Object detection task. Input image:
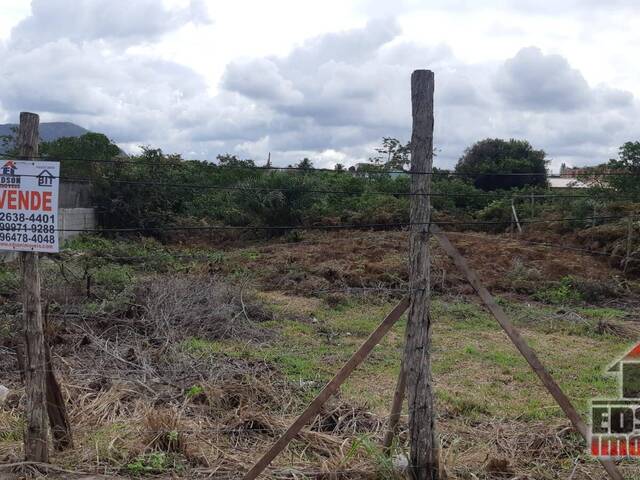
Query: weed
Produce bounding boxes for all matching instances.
[0,268,19,295]
[92,264,134,292]
[504,258,542,293]
[0,424,22,442]
[240,250,260,261]
[437,390,492,417]
[534,276,622,305]
[534,276,583,304]
[185,385,204,398]
[285,229,304,243]
[344,435,398,479]
[126,452,173,475]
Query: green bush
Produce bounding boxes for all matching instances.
[0,268,20,294]
[477,198,512,232]
[126,452,172,476]
[534,276,583,304]
[92,264,133,291]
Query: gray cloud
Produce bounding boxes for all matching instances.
[222,59,303,104]
[1,3,638,172]
[10,0,210,50]
[494,47,591,111]
[222,34,639,169]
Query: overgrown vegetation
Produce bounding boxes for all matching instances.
[2,224,640,478]
[4,131,639,247]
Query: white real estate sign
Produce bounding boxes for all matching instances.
[0,159,60,253]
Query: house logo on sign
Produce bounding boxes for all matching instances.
[0,161,20,188]
[1,161,16,176]
[590,341,640,458]
[37,169,54,187]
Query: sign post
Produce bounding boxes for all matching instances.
[5,112,62,462]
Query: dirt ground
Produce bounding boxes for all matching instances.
[217,229,629,299]
[1,229,639,479]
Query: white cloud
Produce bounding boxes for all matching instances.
[9,0,211,50]
[0,0,639,172]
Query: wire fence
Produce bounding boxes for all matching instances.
[1,148,638,477]
[0,170,637,200]
[0,215,631,234]
[2,150,639,177]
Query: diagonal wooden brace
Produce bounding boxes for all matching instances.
[430,223,623,480]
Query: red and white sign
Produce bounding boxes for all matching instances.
[0,160,59,253]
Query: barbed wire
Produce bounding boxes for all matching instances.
[0,426,365,435]
[0,172,634,200]
[0,214,629,234]
[0,151,635,177]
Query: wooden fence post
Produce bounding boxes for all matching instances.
[44,305,73,450]
[403,69,439,480]
[511,199,522,233]
[17,112,49,462]
[382,362,407,454]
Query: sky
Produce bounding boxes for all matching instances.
[0,0,639,172]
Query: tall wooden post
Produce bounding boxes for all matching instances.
[403,70,439,480]
[17,112,49,462]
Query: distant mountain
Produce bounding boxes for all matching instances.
[0,122,90,152]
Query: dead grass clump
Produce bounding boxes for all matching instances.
[311,400,383,435]
[442,419,588,479]
[143,407,186,454]
[571,276,624,302]
[204,372,287,413]
[71,383,141,426]
[484,457,514,477]
[502,258,543,294]
[224,411,278,441]
[139,275,273,341]
[595,318,640,338]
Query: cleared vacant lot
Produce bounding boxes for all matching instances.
[1,231,639,479]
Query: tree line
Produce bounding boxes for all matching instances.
[2,131,638,237]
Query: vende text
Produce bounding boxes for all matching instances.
[0,190,53,212]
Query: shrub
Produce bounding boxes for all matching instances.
[534,276,583,304]
[477,198,512,232]
[0,268,20,294]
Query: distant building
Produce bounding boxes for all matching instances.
[552,163,610,188]
[559,163,598,177]
[548,176,589,188]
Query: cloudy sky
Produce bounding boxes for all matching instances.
[1,0,639,171]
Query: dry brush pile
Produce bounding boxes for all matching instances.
[0,273,391,479]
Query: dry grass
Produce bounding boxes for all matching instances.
[140,275,273,341]
[220,230,627,302]
[2,231,640,478]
